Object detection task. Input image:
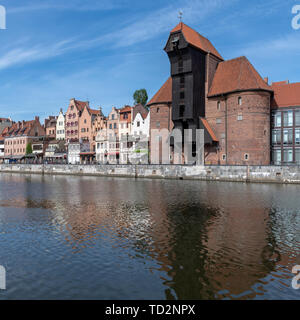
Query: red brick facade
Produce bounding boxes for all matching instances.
[148,23,275,165]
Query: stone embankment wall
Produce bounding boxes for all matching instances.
[1,164,300,184]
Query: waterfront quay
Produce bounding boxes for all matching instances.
[2,163,300,184]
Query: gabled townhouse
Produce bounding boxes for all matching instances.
[119,106,133,163]
[44,116,57,140]
[0,118,13,135]
[0,138,4,163]
[130,105,150,163]
[91,107,107,152]
[107,107,119,136]
[56,109,65,141]
[65,98,88,142]
[79,104,102,151]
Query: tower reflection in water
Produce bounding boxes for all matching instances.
[0,173,299,299]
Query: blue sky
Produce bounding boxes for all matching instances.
[0,0,299,121]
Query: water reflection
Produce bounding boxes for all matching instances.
[0,173,299,299]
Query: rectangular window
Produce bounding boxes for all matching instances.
[180,91,185,100]
[296,149,300,164]
[237,114,243,121]
[179,105,185,118]
[295,111,300,126]
[272,130,281,144]
[180,76,185,89]
[273,149,281,165]
[283,149,293,162]
[274,113,281,127]
[283,111,293,127]
[178,58,183,72]
[296,129,300,144]
[216,118,222,124]
[283,129,293,144]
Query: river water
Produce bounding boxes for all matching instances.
[0,173,299,300]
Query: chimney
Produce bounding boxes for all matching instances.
[264,77,269,84]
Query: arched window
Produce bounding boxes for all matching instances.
[238,97,242,106]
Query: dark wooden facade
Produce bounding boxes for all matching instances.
[164,31,206,134]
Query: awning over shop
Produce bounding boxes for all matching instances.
[4,155,25,160]
[80,152,95,156]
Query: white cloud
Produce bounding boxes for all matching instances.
[234,33,300,59]
[0,0,236,70]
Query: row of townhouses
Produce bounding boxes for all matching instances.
[0,99,150,164]
[1,23,300,166]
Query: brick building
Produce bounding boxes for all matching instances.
[3,117,45,162]
[44,116,57,140]
[271,81,300,165]
[65,98,88,143]
[148,22,300,165]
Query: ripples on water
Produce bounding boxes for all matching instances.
[0,173,299,300]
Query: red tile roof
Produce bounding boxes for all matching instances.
[147,77,172,106]
[119,106,132,113]
[88,108,101,115]
[74,99,89,111]
[208,56,272,97]
[200,118,218,142]
[4,120,36,137]
[170,23,223,60]
[271,81,300,108]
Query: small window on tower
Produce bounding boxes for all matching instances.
[179,105,185,118]
[222,154,226,161]
[178,57,183,72]
[217,101,221,110]
[238,97,242,106]
[156,107,160,113]
[244,154,249,161]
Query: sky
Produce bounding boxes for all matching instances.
[0,0,299,121]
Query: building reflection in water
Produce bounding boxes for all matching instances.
[0,173,299,299]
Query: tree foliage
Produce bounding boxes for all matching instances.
[133,89,148,107]
[26,142,33,155]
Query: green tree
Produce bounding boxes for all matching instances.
[26,142,33,155]
[133,89,148,107]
